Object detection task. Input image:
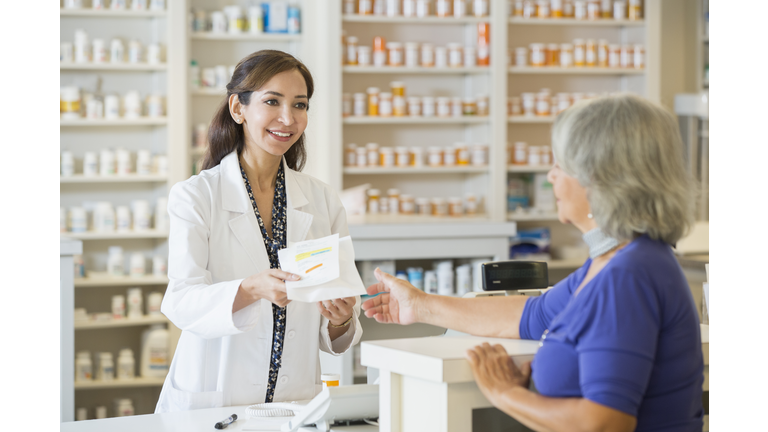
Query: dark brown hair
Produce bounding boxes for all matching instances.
[201,50,314,171]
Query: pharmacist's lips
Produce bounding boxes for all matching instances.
[268,129,295,137]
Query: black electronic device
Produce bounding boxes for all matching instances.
[481,261,549,291]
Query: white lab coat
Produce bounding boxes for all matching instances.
[155,151,362,413]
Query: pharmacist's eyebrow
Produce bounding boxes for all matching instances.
[264,91,307,99]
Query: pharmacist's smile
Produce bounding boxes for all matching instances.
[267,129,295,142]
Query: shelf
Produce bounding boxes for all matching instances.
[75,274,169,288]
[509,17,645,27]
[74,376,166,390]
[61,230,169,240]
[507,211,560,221]
[60,62,167,71]
[60,8,166,18]
[191,88,226,96]
[344,166,488,174]
[342,14,489,24]
[507,165,552,173]
[347,214,491,225]
[343,116,489,125]
[508,116,556,124]
[191,32,301,41]
[60,117,168,127]
[75,314,169,330]
[344,66,490,74]
[509,66,644,75]
[60,174,168,184]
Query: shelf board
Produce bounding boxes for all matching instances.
[60,117,168,127]
[509,66,645,75]
[191,32,301,41]
[343,66,490,74]
[343,116,489,125]
[508,115,556,123]
[75,274,169,287]
[75,314,169,330]
[347,213,491,225]
[509,17,645,26]
[344,166,488,174]
[191,88,226,96]
[507,165,552,173]
[61,230,169,240]
[507,211,560,221]
[60,62,167,71]
[342,14,489,24]
[74,376,166,390]
[60,8,166,18]
[60,174,168,184]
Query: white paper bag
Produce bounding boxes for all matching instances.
[278,235,366,302]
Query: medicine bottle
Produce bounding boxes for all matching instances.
[451,97,463,117]
[613,0,626,19]
[379,147,395,167]
[597,39,609,67]
[536,0,550,17]
[359,0,373,14]
[411,146,425,167]
[628,0,641,20]
[61,151,75,177]
[130,253,145,277]
[387,42,404,66]
[522,0,535,18]
[112,295,126,319]
[95,202,116,232]
[574,0,587,19]
[448,43,463,67]
[127,287,143,319]
[435,46,448,67]
[132,0,147,10]
[587,0,600,19]
[152,255,167,276]
[404,43,420,67]
[431,198,448,217]
[366,143,380,166]
[373,36,387,67]
[585,39,597,66]
[70,207,87,233]
[560,43,574,67]
[342,93,352,117]
[128,40,143,63]
[395,146,410,167]
[428,147,443,166]
[620,45,634,68]
[95,406,107,419]
[473,0,489,16]
[443,147,457,166]
[477,94,489,116]
[545,44,558,66]
[573,39,586,66]
[367,189,381,214]
[353,93,366,116]
[346,36,358,65]
[563,0,575,17]
[321,374,340,388]
[387,189,400,214]
[453,143,469,165]
[416,0,430,17]
[448,197,464,217]
[117,349,135,380]
[541,145,552,165]
[477,23,490,66]
[400,194,415,214]
[608,44,621,67]
[386,0,401,16]
[471,144,488,165]
[407,97,421,116]
[420,43,435,67]
[633,44,645,68]
[462,98,478,115]
[436,0,452,17]
[421,96,436,117]
[528,145,542,165]
[529,43,545,67]
[391,81,406,115]
[345,144,357,166]
[551,0,563,17]
[453,0,467,17]
[99,353,115,381]
[115,399,134,417]
[133,200,151,230]
[535,92,550,116]
[416,198,431,215]
[513,141,528,165]
[436,97,451,117]
[355,147,367,167]
[463,46,476,67]
[75,351,93,382]
[136,150,152,175]
[378,92,393,116]
[357,46,371,66]
[600,0,612,17]
[148,292,163,315]
[123,91,142,118]
[556,93,571,113]
[92,39,107,63]
[515,47,528,66]
[521,92,536,116]
[403,0,416,16]
[367,87,380,116]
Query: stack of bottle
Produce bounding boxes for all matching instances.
[344,142,488,169]
[344,0,490,17]
[345,83,489,118]
[190,4,300,34]
[60,197,169,234]
[364,187,481,218]
[507,89,600,117]
[508,142,553,166]
[63,0,165,12]
[510,0,642,20]
[61,28,164,65]
[510,39,644,69]
[60,87,165,120]
[343,25,489,68]
[60,149,168,177]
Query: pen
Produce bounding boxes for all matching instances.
[214,414,237,429]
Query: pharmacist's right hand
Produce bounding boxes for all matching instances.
[362,267,423,325]
[238,269,301,308]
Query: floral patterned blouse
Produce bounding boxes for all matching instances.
[239,161,288,403]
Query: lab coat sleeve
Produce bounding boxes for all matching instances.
[161,180,257,339]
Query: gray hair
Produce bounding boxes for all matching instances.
[551,93,696,244]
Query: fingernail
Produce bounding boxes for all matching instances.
[292,274,300,280]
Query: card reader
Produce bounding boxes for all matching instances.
[480,261,549,292]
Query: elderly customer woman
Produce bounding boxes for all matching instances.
[362,94,704,432]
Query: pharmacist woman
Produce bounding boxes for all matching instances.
[363,94,704,431]
[155,50,362,413]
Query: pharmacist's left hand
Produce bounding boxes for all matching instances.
[466,343,531,405]
[318,297,355,326]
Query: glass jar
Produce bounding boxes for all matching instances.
[366,143,380,166]
[512,141,528,165]
[407,97,421,116]
[436,97,451,117]
[573,39,586,66]
[378,92,393,116]
[448,44,463,67]
[560,43,574,67]
[421,43,435,67]
[620,45,634,68]
[529,43,546,66]
[428,147,443,166]
[379,147,395,167]
[387,42,404,66]
[400,194,415,214]
[367,87,380,116]
[608,44,621,67]
[585,39,597,66]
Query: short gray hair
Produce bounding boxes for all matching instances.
[551,93,695,244]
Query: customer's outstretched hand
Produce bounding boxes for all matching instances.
[361,267,424,325]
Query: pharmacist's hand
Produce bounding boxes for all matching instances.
[466,343,532,406]
[318,297,356,326]
[361,267,423,325]
[238,269,300,308]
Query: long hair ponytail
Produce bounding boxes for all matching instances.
[201,50,314,171]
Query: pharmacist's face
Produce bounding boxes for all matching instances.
[240,69,309,157]
[547,162,592,230]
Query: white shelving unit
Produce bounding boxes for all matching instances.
[60,174,168,184]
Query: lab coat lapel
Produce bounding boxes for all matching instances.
[283,158,313,245]
[220,152,271,273]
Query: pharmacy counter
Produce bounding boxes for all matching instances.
[347,220,517,261]
[61,405,376,432]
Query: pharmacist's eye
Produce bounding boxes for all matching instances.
[265,99,279,106]
[295,102,308,110]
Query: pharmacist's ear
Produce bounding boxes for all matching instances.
[229,94,243,123]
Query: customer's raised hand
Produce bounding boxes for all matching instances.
[361,267,424,325]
